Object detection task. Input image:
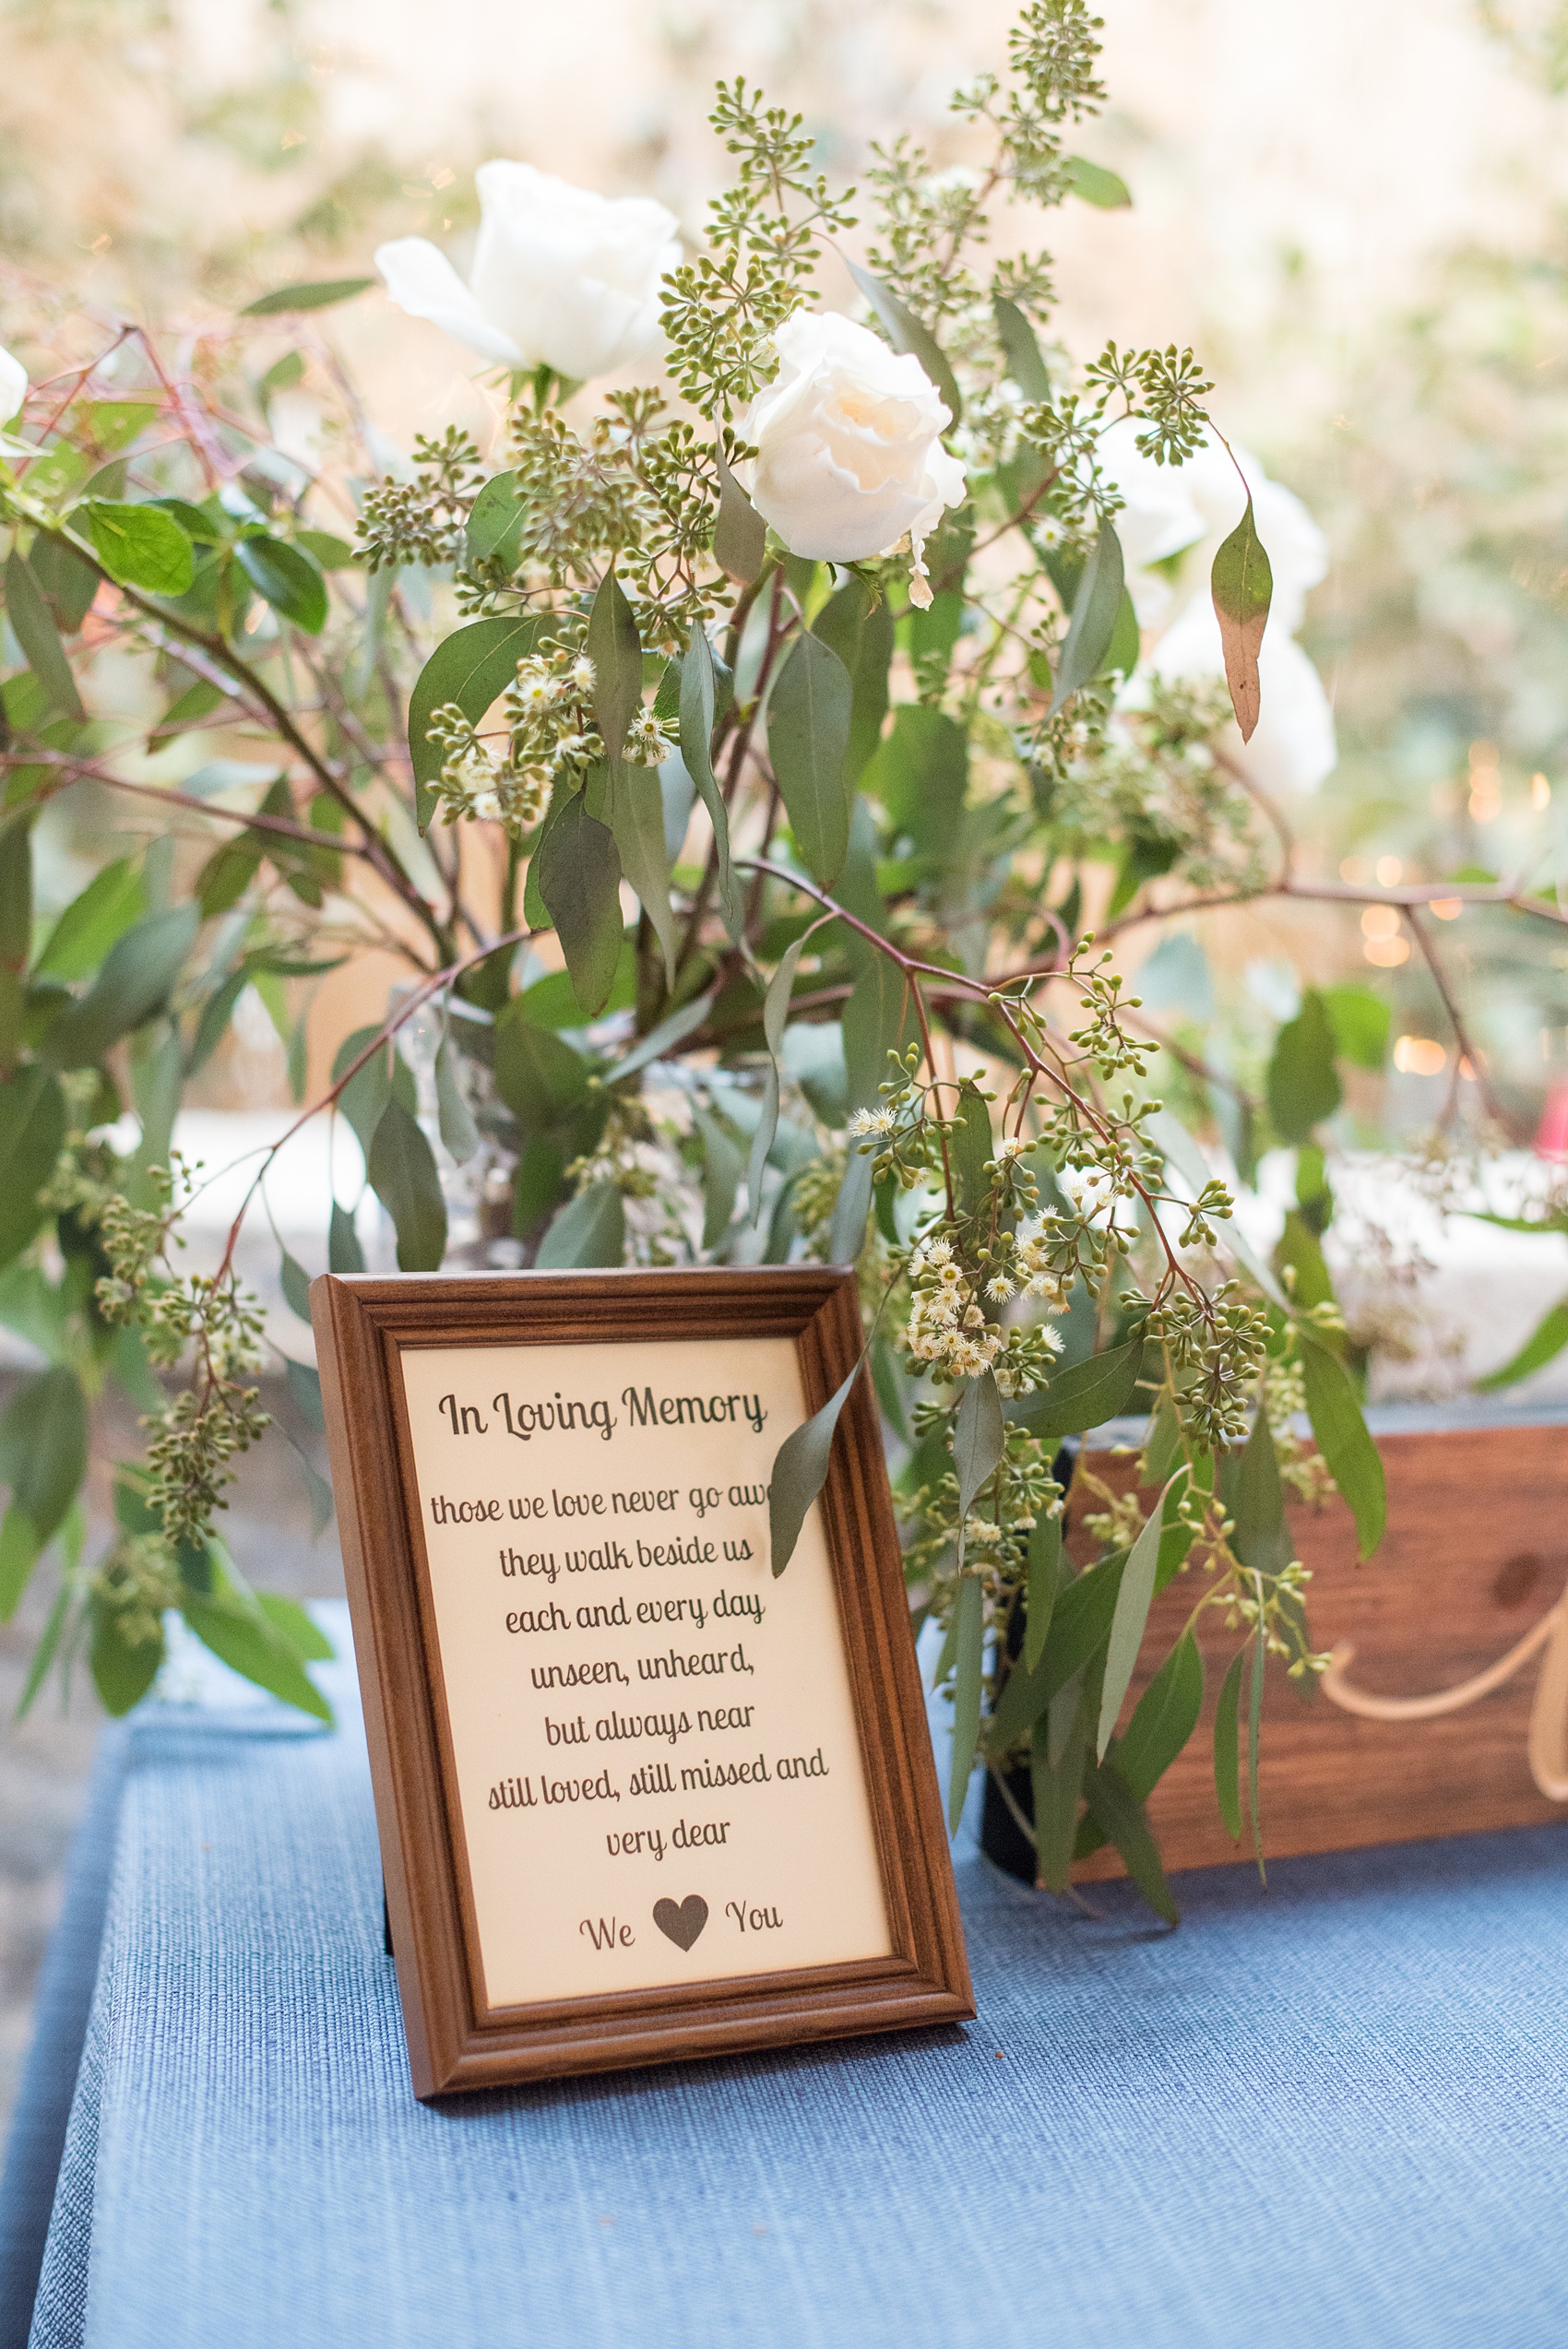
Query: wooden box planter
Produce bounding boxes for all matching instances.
[986,1408,1568,1887]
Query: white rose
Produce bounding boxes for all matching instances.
[0,343,26,427]
[743,312,967,606]
[376,163,681,384]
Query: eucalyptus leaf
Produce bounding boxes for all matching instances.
[948,1572,984,1834]
[407,615,543,830]
[1097,1485,1170,1759]
[279,1248,313,1323]
[366,1097,447,1272]
[611,761,678,986]
[328,1202,364,1275]
[1023,1512,1063,1676]
[1266,990,1341,1144]
[0,1065,61,1274]
[1247,1617,1266,1872]
[1299,1333,1385,1559]
[32,858,144,981]
[536,793,624,1019]
[846,259,963,425]
[768,1358,861,1575]
[679,628,742,940]
[284,1358,327,1434]
[90,1587,164,1714]
[1114,1630,1203,1802]
[954,1369,1005,1524]
[588,569,643,775]
[746,937,810,1224]
[0,1364,87,1562]
[493,1014,591,1129]
[827,1144,873,1264]
[1012,1333,1145,1442]
[434,1034,481,1164]
[240,277,374,316]
[1476,1296,1568,1390]
[992,296,1052,402]
[812,576,895,781]
[607,989,716,1086]
[4,552,84,721]
[536,1180,625,1269]
[1064,154,1133,208]
[1214,1647,1244,1842]
[43,905,198,1069]
[466,470,526,564]
[766,631,853,886]
[182,1592,332,1722]
[695,1110,743,1251]
[1050,518,1123,714]
[1210,492,1273,741]
[713,444,767,584]
[1082,1760,1178,1924]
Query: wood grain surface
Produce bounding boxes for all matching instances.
[1071,1424,1568,1881]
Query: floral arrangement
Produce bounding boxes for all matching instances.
[0,2,1543,1913]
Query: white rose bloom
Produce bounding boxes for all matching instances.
[743,312,967,605]
[0,343,26,426]
[376,163,681,384]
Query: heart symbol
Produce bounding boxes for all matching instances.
[653,1894,708,1952]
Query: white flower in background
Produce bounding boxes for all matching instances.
[376,164,681,384]
[0,343,26,426]
[743,312,967,606]
[1098,417,1336,792]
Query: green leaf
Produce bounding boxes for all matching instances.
[4,552,85,721]
[43,904,198,1070]
[279,1247,313,1323]
[79,500,194,597]
[1214,1648,1243,1841]
[827,1145,873,1264]
[1231,1402,1291,1577]
[34,855,146,981]
[678,629,742,940]
[1032,1679,1091,1890]
[1115,1630,1203,1802]
[948,1085,994,1215]
[695,1110,742,1251]
[30,533,101,634]
[0,1067,65,1270]
[1023,1512,1063,1675]
[1064,154,1133,208]
[295,529,357,571]
[1247,1621,1265,1869]
[1147,1109,1288,1308]
[329,1201,364,1275]
[0,1505,41,1620]
[1323,983,1390,1072]
[846,259,963,425]
[536,792,624,1019]
[1050,518,1124,715]
[1012,1333,1145,1441]
[947,1572,984,1833]
[284,1357,327,1433]
[1299,1334,1385,1558]
[255,1592,335,1662]
[1097,1486,1169,1758]
[767,631,853,886]
[196,831,264,919]
[1266,988,1341,1143]
[992,296,1051,401]
[331,1026,396,1157]
[0,1364,87,1559]
[366,1097,446,1272]
[493,1014,591,1131]
[182,1592,332,1721]
[407,615,543,830]
[15,1578,74,1720]
[812,577,895,781]
[984,1552,1125,1753]
[745,935,810,1223]
[1210,493,1273,742]
[465,470,525,564]
[605,989,716,1086]
[434,1034,480,1164]
[713,444,767,584]
[536,1179,625,1269]
[588,570,644,777]
[240,277,374,316]
[954,1369,1005,1525]
[768,1358,861,1576]
[233,536,327,634]
[611,761,678,987]
[0,816,30,975]
[1083,1759,1178,1923]
[1477,1296,1568,1389]
[1275,1209,1336,1318]
[842,954,915,1115]
[863,704,969,857]
[89,1591,165,1715]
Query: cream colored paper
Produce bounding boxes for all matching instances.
[397,1334,892,2007]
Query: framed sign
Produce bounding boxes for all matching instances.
[310,1264,972,2096]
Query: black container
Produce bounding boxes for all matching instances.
[976,1441,1075,1885]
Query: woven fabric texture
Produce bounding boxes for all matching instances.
[23,1607,1568,2349]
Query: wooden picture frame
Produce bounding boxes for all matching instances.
[310,1264,973,2097]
